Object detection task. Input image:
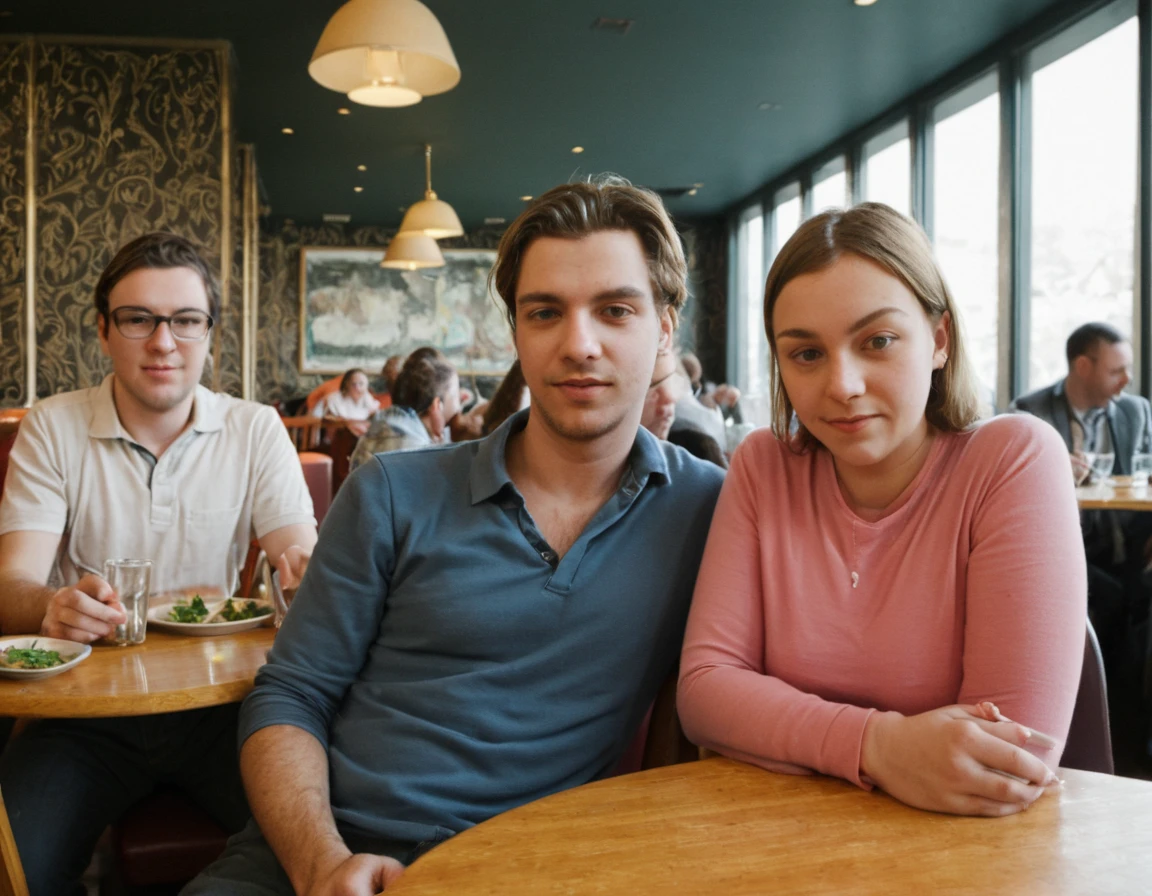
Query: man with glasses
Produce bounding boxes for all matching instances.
[0,232,318,896]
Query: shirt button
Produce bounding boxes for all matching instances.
[622,485,638,498]
[541,549,557,564]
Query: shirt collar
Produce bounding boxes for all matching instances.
[89,374,224,440]
[469,408,671,506]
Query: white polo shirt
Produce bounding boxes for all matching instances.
[0,375,315,594]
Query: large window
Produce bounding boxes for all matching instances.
[735,206,767,401]
[931,73,1000,406]
[773,182,802,255]
[810,157,847,215]
[1026,13,1138,391]
[863,121,911,216]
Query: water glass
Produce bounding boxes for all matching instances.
[1133,453,1152,487]
[104,558,151,646]
[1089,452,1115,485]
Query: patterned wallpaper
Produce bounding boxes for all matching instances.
[0,41,29,406]
[681,217,729,385]
[0,38,232,402]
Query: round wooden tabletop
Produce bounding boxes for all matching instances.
[389,757,1152,895]
[0,627,274,718]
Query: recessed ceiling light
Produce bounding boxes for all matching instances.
[758,102,781,111]
[357,164,367,172]
[520,195,533,201]
[281,127,294,135]
[854,0,878,5]
[687,189,698,197]
[571,146,584,154]
[337,107,351,115]
[354,186,364,193]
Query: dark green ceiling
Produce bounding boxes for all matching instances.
[5,0,1072,229]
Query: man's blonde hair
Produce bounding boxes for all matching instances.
[491,176,688,330]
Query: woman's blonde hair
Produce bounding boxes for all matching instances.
[764,202,980,449]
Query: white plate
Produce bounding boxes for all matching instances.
[0,637,92,680]
[147,598,275,636]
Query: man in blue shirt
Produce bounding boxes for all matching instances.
[187,178,725,896]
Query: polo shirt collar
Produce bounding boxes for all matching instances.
[469,408,671,506]
[89,375,224,440]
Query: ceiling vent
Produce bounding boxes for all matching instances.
[322,213,351,223]
[591,17,633,34]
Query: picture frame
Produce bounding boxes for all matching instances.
[297,246,514,376]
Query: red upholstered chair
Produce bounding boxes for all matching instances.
[0,411,27,497]
[299,452,332,525]
[112,789,229,888]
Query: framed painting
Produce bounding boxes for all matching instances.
[298,246,515,375]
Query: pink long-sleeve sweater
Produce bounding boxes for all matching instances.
[678,414,1087,787]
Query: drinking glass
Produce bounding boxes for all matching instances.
[1132,453,1152,487]
[104,558,151,646]
[1089,452,1115,485]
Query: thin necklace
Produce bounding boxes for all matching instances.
[842,428,934,590]
[850,520,859,589]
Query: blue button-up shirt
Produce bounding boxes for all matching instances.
[240,410,724,846]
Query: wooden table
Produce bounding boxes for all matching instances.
[0,627,274,718]
[389,757,1152,895]
[1076,482,1152,510]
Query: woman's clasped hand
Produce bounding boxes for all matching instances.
[860,704,1060,817]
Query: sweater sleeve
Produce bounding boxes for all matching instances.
[956,416,1087,765]
[678,437,876,787]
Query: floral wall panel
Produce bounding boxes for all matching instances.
[32,42,227,398]
[0,40,29,406]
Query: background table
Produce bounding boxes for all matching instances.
[0,627,274,718]
[389,757,1152,895]
[1076,483,1152,510]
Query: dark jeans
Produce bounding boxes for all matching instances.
[182,818,439,896]
[0,705,249,896]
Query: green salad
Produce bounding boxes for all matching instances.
[167,595,210,623]
[215,598,272,622]
[1,641,78,669]
[166,595,271,624]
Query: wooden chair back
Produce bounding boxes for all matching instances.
[0,787,30,896]
[280,415,324,451]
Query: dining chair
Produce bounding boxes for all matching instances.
[0,786,29,896]
[112,788,228,889]
[1061,620,1114,775]
[280,415,324,451]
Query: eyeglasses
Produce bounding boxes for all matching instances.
[109,308,214,342]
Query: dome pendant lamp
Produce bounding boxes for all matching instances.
[381,232,445,270]
[398,143,464,238]
[308,0,461,108]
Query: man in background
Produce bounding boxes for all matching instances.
[1010,321,1152,682]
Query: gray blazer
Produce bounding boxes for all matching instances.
[1009,379,1152,474]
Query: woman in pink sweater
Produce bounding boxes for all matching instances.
[678,203,1086,817]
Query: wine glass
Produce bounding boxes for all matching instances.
[1090,452,1115,485]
